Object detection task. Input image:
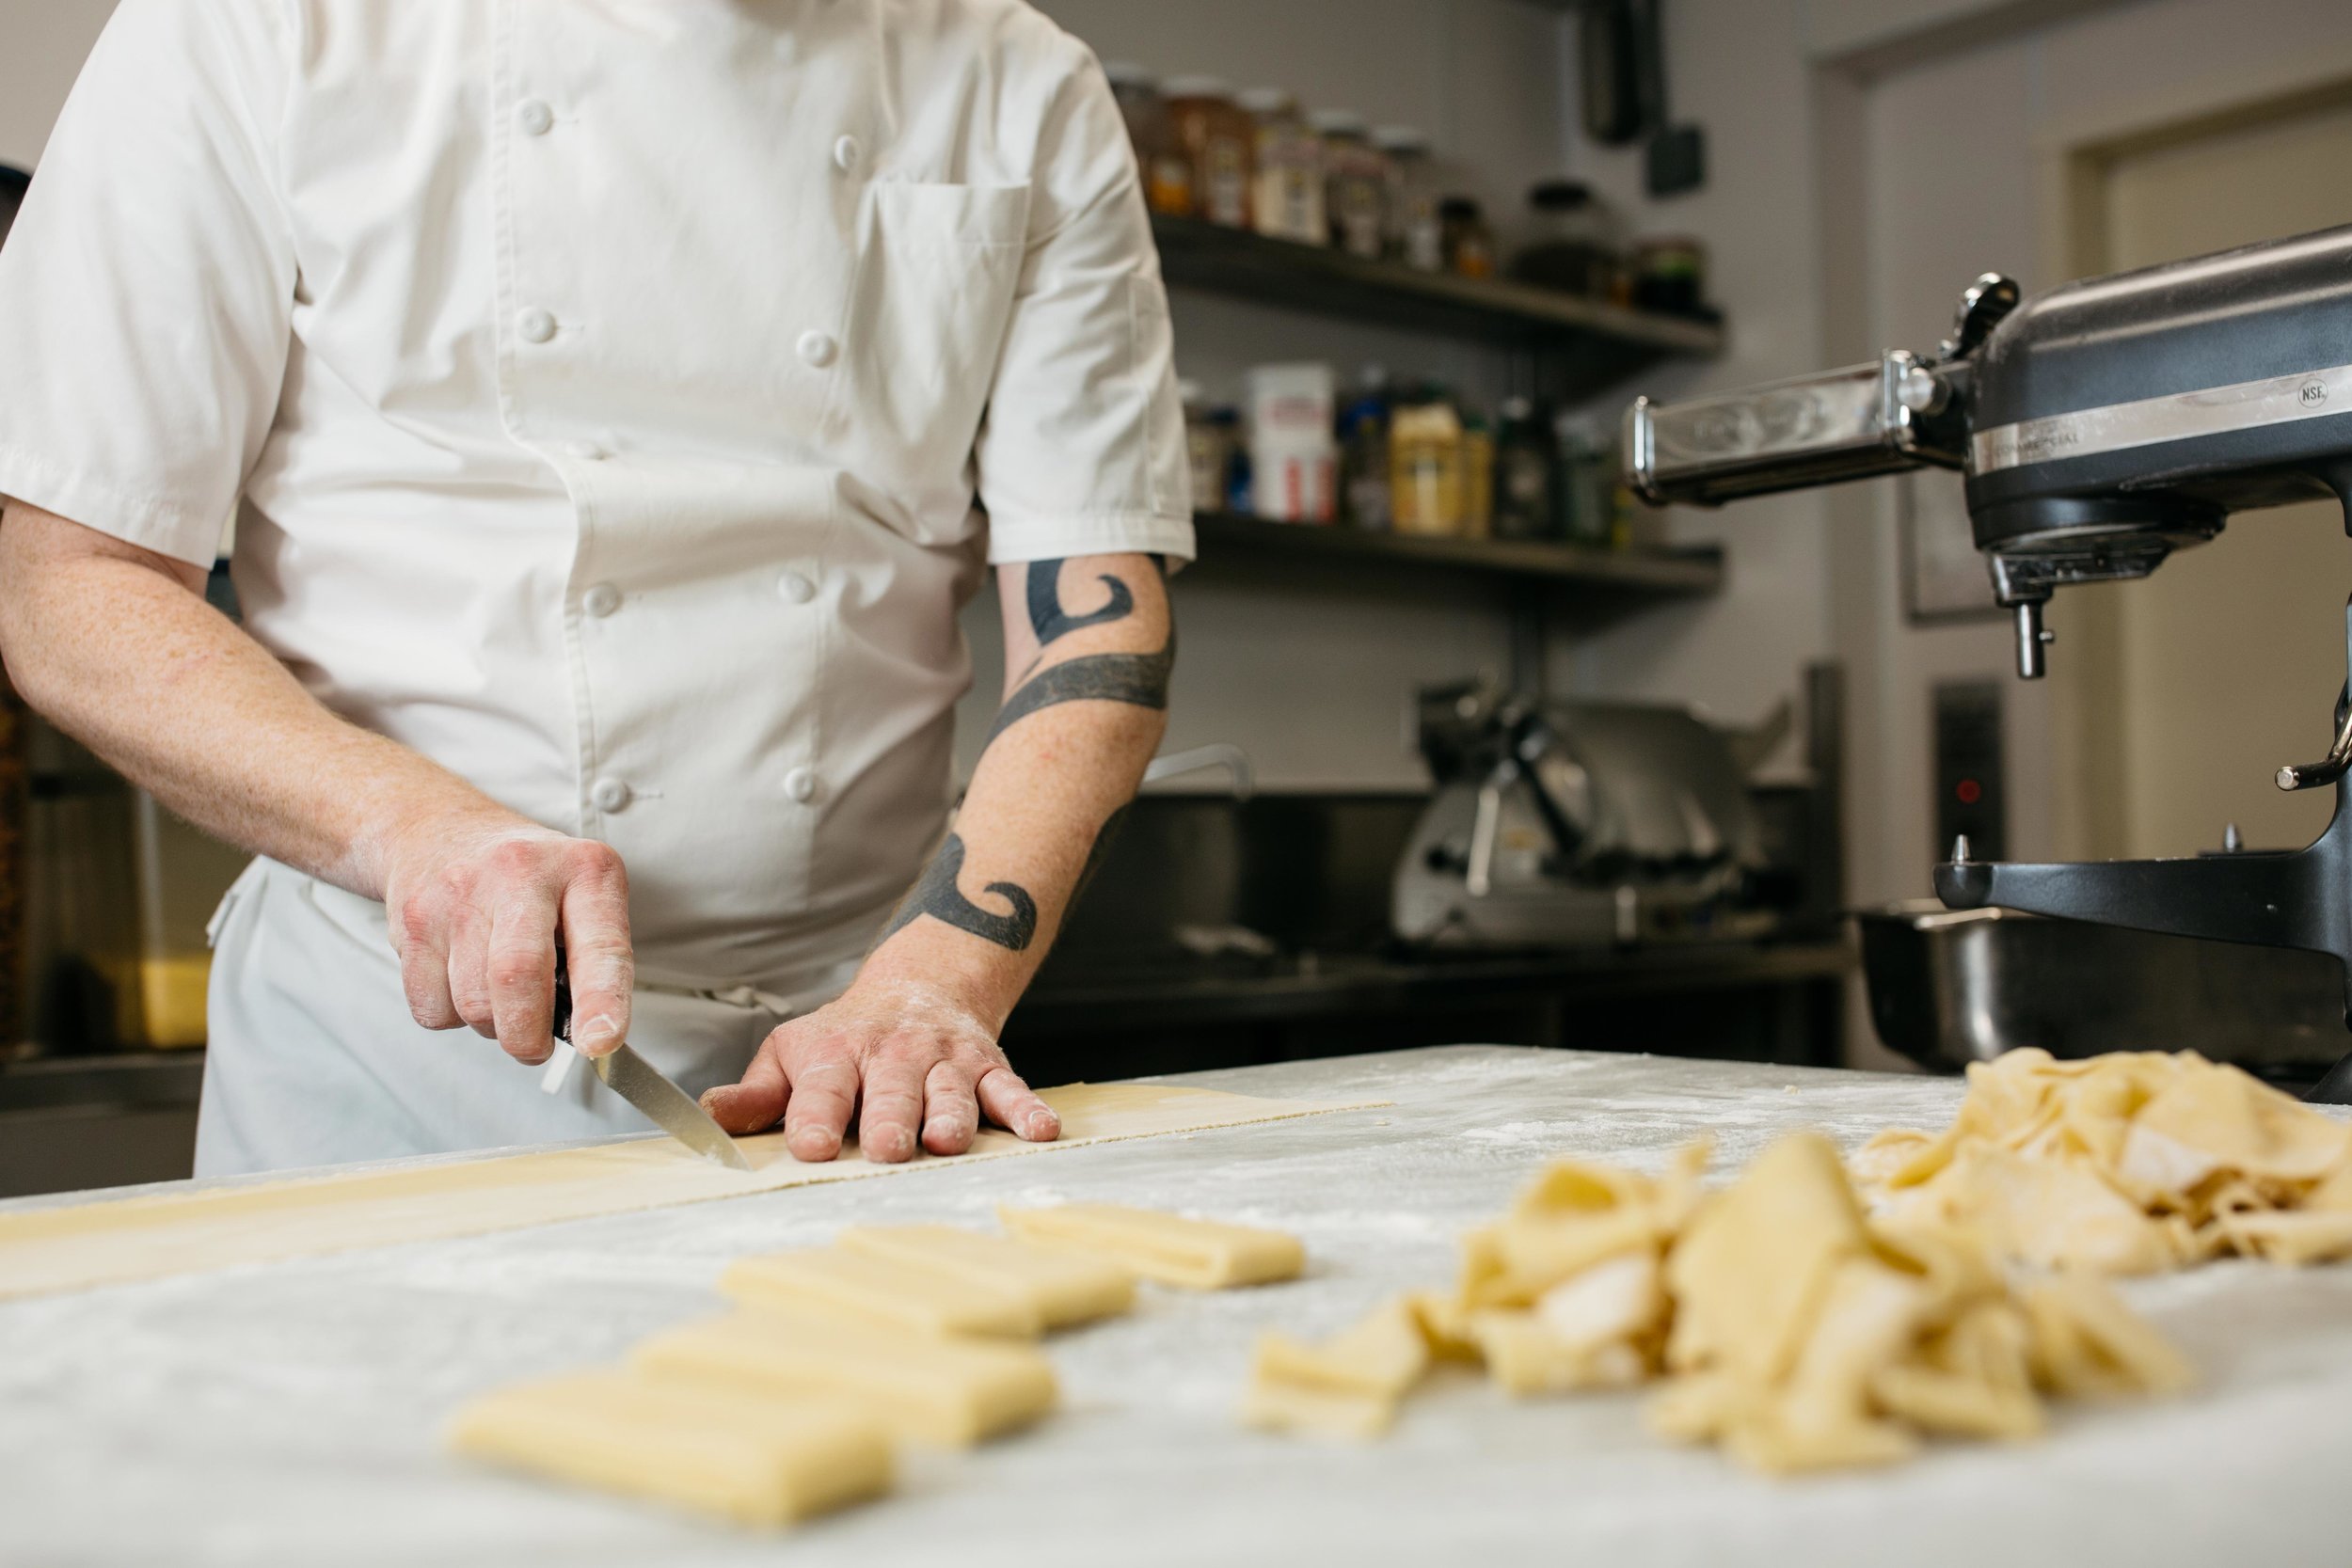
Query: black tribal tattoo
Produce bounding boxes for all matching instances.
[983,631,1173,748]
[882,832,1039,952]
[1026,558,1136,646]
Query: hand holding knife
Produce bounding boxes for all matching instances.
[553,955,755,1172]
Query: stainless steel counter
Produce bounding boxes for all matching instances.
[4,1045,2345,1567]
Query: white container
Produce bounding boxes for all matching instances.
[1246,362,1336,441]
[1250,438,1336,524]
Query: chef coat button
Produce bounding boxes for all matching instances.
[518,308,558,345]
[784,768,820,804]
[777,570,816,605]
[516,99,555,136]
[834,135,862,173]
[797,330,839,369]
[563,438,607,461]
[582,583,622,618]
[590,777,633,814]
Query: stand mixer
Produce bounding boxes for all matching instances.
[1623,224,2352,1100]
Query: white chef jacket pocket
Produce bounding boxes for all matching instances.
[841,182,1031,541]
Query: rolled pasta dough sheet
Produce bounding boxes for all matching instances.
[636,1307,1057,1446]
[722,1247,1042,1338]
[998,1204,1305,1290]
[448,1369,891,1528]
[837,1224,1136,1328]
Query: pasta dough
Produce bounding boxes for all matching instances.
[722,1248,1042,1338]
[999,1204,1304,1289]
[1246,1297,1430,1438]
[448,1369,892,1528]
[1859,1048,2352,1274]
[838,1225,1136,1328]
[634,1307,1057,1446]
[1244,1119,2193,1474]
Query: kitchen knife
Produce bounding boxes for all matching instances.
[552,962,755,1172]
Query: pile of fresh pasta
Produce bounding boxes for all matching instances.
[1250,1048,2352,1473]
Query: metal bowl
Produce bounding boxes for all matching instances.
[1856,900,2349,1073]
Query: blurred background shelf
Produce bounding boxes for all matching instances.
[1191,512,1724,597]
[1152,214,1723,391]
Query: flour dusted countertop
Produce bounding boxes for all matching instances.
[4,1046,2347,1568]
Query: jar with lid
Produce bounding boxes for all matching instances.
[1179,379,1235,517]
[1492,397,1558,540]
[1312,109,1388,260]
[1633,236,1708,316]
[1166,77,1254,229]
[1338,366,1393,531]
[1460,411,1496,539]
[1104,61,1195,219]
[1238,88,1325,245]
[1440,198,1498,280]
[1511,180,1622,298]
[1372,125,1443,271]
[1554,412,1621,547]
[1390,391,1466,537]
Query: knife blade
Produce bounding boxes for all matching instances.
[553,961,755,1172]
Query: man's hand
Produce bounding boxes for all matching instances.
[700,975,1061,1163]
[378,813,634,1068]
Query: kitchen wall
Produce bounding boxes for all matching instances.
[974,0,1580,789]
[0,0,115,169]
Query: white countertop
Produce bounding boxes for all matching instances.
[3,1045,2346,1568]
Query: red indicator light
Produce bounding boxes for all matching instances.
[1956,778,1983,806]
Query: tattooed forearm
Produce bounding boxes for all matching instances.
[882,832,1039,951]
[983,632,1173,748]
[1027,559,1136,646]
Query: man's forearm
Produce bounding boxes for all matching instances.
[0,499,516,899]
[862,553,1172,1025]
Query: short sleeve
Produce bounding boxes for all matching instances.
[972,50,1195,566]
[0,0,296,567]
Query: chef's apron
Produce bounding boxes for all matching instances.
[195,858,866,1177]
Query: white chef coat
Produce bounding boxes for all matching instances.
[0,0,1193,1173]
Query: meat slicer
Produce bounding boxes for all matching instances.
[1391,678,1778,947]
[1624,224,2352,1100]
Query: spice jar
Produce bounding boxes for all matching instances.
[1311,109,1388,260]
[1239,87,1325,245]
[1391,393,1466,537]
[1441,198,1498,281]
[1166,76,1254,230]
[1104,61,1194,219]
[1373,125,1444,272]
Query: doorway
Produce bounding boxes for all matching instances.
[2060,90,2352,861]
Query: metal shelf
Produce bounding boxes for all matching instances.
[1152,215,1722,389]
[1191,513,1723,597]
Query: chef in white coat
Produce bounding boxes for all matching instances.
[0,0,1190,1176]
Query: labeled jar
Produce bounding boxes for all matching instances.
[1239,87,1326,245]
[1391,396,1466,537]
[1105,61,1194,219]
[1311,109,1388,260]
[1492,396,1558,541]
[1441,198,1498,281]
[1166,77,1254,230]
[1373,125,1444,272]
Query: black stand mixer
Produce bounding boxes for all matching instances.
[1625,225,2352,1101]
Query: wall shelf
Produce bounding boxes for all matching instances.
[1152,214,1722,392]
[1192,513,1723,602]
